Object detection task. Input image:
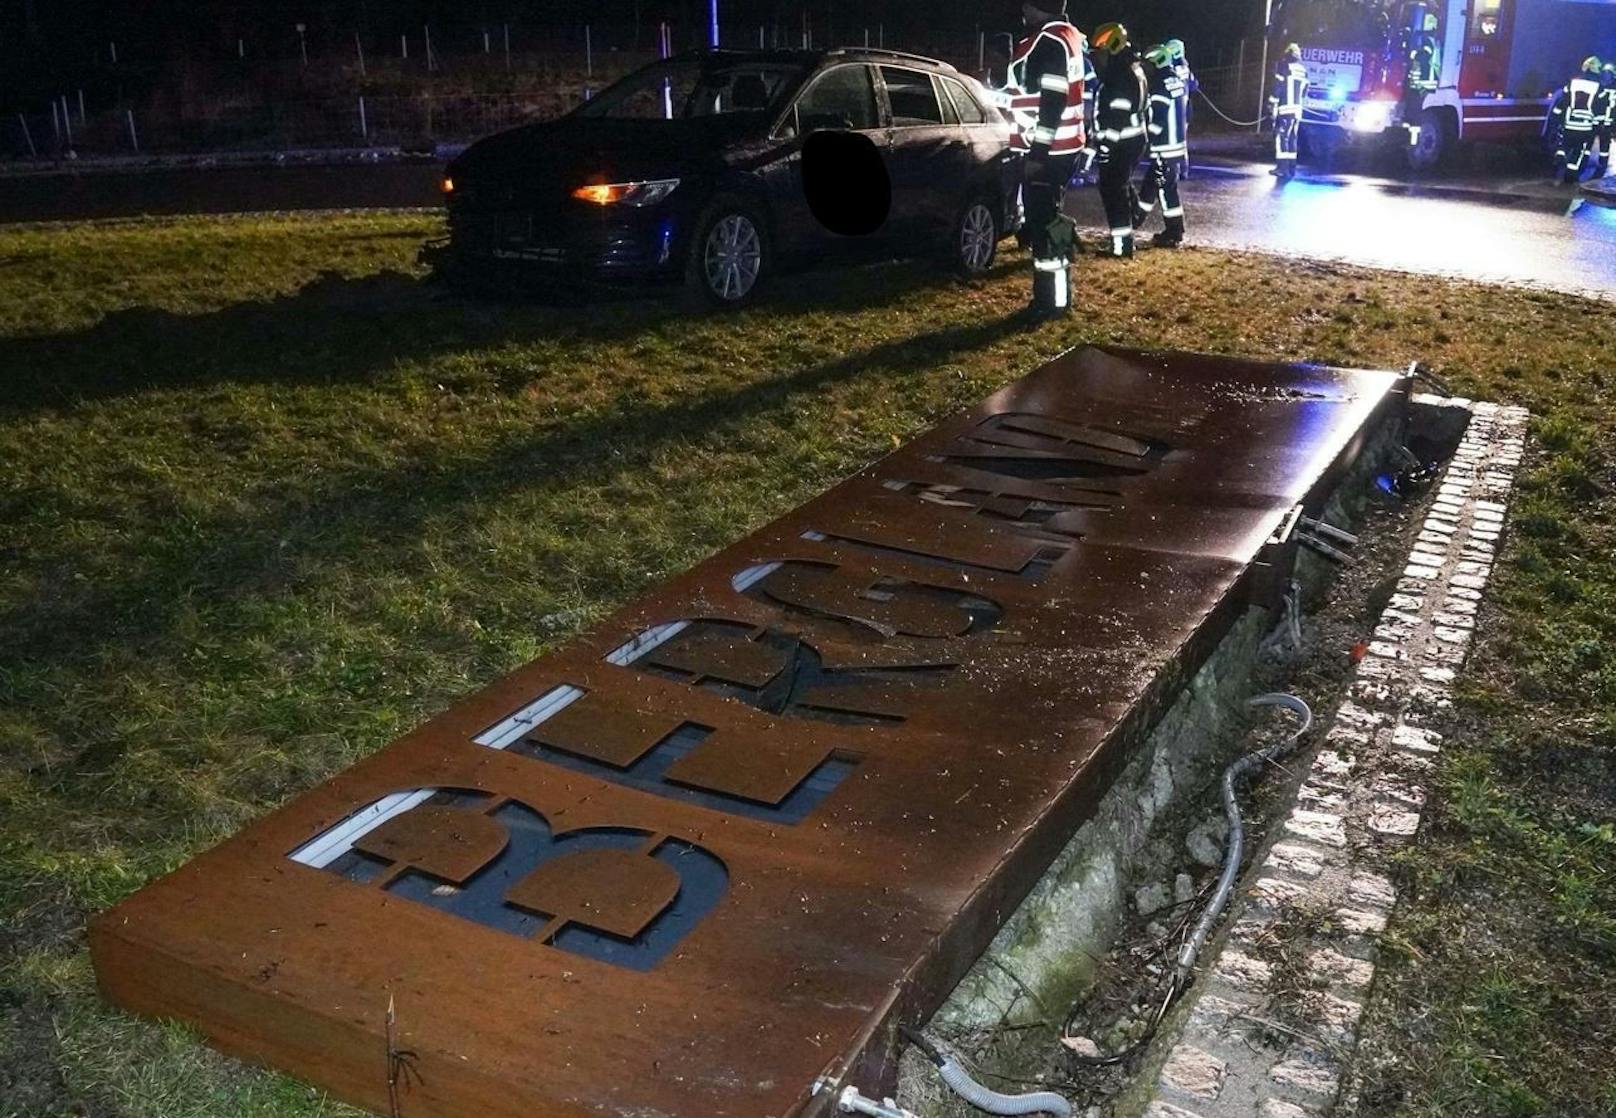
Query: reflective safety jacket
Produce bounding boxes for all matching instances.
[1406,34,1439,93]
[1173,56,1198,98]
[1095,53,1149,153]
[1551,74,1604,135]
[1005,20,1090,154]
[1146,58,1190,160]
[1273,60,1308,116]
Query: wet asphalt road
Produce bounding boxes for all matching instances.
[1066,159,1616,300]
[3,154,1615,299]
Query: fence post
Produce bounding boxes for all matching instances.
[127,109,139,152]
[585,25,593,79]
[1235,39,1246,113]
[355,32,366,75]
[110,41,118,64]
[401,33,408,60]
[1255,0,1275,134]
[50,100,60,144]
[60,96,72,147]
[659,23,673,118]
[483,28,491,53]
[424,25,435,71]
[359,96,368,140]
[504,24,511,72]
[78,89,86,125]
[18,113,37,156]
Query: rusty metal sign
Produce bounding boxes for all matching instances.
[91,347,1403,1118]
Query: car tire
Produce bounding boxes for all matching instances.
[1300,123,1344,169]
[1407,108,1454,171]
[685,194,770,309]
[950,196,1000,278]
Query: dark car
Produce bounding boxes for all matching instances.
[427,47,1022,306]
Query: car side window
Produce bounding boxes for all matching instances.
[944,78,989,126]
[881,67,944,127]
[789,64,879,135]
[934,75,961,126]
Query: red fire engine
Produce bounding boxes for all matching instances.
[1272,0,1616,167]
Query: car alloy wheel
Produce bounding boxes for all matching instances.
[959,202,997,273]
[704,214,762,302]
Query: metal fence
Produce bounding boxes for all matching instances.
[6,87,652,159]
[1,30,1273,161]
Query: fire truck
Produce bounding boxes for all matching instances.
[1272,0,1616,167]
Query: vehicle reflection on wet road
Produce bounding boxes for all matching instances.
[1067,161,1616,299]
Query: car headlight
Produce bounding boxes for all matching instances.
[1349,102,1394,132]
[571,179,681,207]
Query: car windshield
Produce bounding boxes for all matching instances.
[1274,0,1393,44]
[576,57,802,120]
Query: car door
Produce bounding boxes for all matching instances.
[760,62,889,260]
[939,74,1018,229]
[877,66,970,240]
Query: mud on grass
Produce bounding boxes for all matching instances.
[2,212,1615,1116]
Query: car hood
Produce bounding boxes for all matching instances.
[452,113,774,190]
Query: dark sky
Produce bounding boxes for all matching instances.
[1,1,1262,105]
[1,1,1262,54]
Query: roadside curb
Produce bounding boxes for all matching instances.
[1139,396,1530,1118]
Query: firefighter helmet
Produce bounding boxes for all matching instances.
[1166,38,1186,60]
[1583,55,1603,73]
[1092,22,1130,55]
[1284,42,1302,61]
[1144,43,1173,67]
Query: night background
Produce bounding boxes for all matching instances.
[0,0,1265,111]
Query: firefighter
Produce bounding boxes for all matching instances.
[1165,38,1198,176]
[1403,14,1439,147]
[1076,49,1102,184]
[1269,43,1308,180]
[1090,22,1149,258]
[1004,0,1089,316]
[1549,56,1605,183]
[1594,60,1616,177]
[1135,43,1188,247]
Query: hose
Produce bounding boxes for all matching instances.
[1174,693,1313,985]
[903,1029,1072,1118]
[1194,87,1267,128]
[1410,363,1455,396]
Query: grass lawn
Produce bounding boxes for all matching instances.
[0,211,1612,1118]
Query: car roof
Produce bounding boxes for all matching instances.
[691,46,959,74]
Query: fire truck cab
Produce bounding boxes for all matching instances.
[1273,0,1616,168]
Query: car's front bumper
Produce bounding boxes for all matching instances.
[429,203,689,287]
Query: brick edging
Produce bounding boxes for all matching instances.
[1141,398,1530,1118]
